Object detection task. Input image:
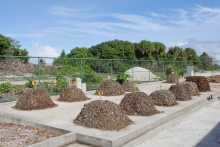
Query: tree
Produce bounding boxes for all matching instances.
[152,42,166,60]
[89,39,135,59]
[167,46,186,61]
[134,40,154,60]
[200,52,213,70]
[0,34,29,63]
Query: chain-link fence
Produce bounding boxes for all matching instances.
[0,56,219,94]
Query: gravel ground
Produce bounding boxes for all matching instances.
[0,122,58,147]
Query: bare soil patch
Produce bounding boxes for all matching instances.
[0,122,58,147]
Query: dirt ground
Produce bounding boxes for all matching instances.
[0,122,58,147]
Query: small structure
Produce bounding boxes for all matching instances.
[187,66,194,77]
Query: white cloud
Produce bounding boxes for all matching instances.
[149,12,167,18]
[29,42,59,65]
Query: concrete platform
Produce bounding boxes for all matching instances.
[0,81,220,147]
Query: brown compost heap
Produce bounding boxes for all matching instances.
[14,88,57,110]
[179,82,199,96]
[169,84,192,101]
[122,81,140,92]
[150,90,177,106]
[74,100,133,130]
[58,87,89,102]
[186,76,210,92]
[94,82,125,96]
[119,92,160,116]
[206,75,220,83]
[167,74,179,84]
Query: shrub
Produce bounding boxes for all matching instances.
[0,82,12,93]
[116,73,129,84]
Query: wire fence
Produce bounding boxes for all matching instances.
[0,56,219,94]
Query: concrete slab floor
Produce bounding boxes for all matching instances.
[137,101,220,147]
[0,81,219,147]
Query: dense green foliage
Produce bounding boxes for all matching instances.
[0,82,12,93]
[0,34,29,63]
[116,73,129,84]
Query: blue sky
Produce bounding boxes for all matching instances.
[1,0,220,61]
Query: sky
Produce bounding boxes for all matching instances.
[0,0,220,62]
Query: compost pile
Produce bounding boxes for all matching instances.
[14,88,57,110]
[150,90,177,106]
[95,82,125,96]
[186,76,210,92]
[167,74,179,84]
[74,100,133,130]
[119,92,160,116]
[58,87,89,102]
[207,75,220,83]
[169,84,192,101]
[122,81,140,92]
[179,82,199,96]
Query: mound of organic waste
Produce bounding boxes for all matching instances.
[150,90,177,106]
[74,100,133,130]
[167,74,179,84]
[179,82,199,96]
[14,88,57,110]
[122,81,140,92]
[186,76,210,92]
[95,82,125,96]
[169,84,192,101]
[58,87,89,102]
[119,92,159,116]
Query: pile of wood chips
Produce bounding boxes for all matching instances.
[169,84,192,101]
[58,87,89,102]
[206,75,220,83]
[150,90,177,106]
[94,82,125,96]
[14,88,57,110]
[166,74,179,84]
[119,92,159,116]
[122,81,140,92]
[179,82,199,96]
[74,100,133,130]
[186,76,210,92]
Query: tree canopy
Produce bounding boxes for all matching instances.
[0,34,29,63]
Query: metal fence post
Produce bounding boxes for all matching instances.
[110,59,113,76]
[80,58,83,80]
[162,61,164,80]
[38,57,41,87]
[132,60,134,81]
